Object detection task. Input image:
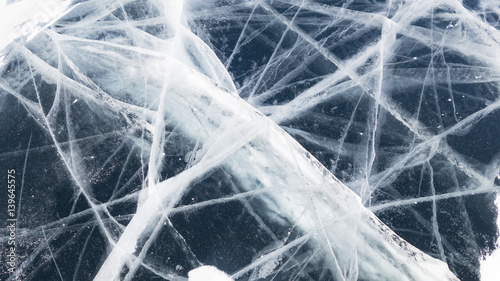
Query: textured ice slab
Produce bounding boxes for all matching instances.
[0,0,498,281]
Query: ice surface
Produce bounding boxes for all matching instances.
[0,0,499,281]
[480,195,500,281]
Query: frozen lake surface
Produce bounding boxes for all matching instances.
[1,0,499,280]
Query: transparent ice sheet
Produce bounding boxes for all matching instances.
[0,1,499,280]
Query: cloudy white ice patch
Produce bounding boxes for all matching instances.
[188,266,233,281]
[480,195,500,281]
[0,0,70,50]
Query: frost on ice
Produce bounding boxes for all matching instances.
[0,0,499,281]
